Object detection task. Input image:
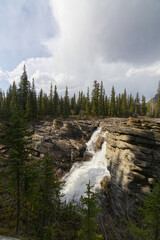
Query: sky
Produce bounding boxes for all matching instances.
[0,0,160,99]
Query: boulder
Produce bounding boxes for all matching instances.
[53,119,63,129]
[95,135,104,151]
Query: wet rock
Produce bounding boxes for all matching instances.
[30,119,99,173]
[83,152,93,161]
[95,135,104,151]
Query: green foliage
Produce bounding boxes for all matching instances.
[1,66,160,121]
[141,95,147,116]
[85,87,91,116]
[128,175,160,240]
[63,86,70,118]
[110,86,116,117]
[0,110,33,234]
[91,80,99,116]
[78,181,104,240]
[53,85,59,117]
[18,65,30,111]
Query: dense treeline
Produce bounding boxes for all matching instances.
[0,66,160,239]
[1,65,155,121]
[0,109,104,239]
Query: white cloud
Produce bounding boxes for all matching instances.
[1,0,160,98]
[0,69,8,81]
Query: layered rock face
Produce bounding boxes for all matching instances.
[103,118,160,217]
[31,119,99,177]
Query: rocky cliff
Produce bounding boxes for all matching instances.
[31,119,99,177]
[1,117,160,219]
[102,118,160,218]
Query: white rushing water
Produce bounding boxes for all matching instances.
[61,128,110,202]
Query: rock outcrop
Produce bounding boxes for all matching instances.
[102,118,160,217]
[31,119,99,177]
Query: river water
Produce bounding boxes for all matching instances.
[61,127,110,202]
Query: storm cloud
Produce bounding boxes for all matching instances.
[1,0,160,98]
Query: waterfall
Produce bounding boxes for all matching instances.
[61,128,110,202]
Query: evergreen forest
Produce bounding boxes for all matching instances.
[0,67,160,240]
[1,65,160,121]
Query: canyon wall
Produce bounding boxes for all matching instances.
[1,117,160,218]
[102,118,160,217]
[31,119,99,177]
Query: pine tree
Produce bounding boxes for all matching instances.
[91,80,99,116]
[49,83,54,116]
[110,86,116,117]
[116,94,122,117]
[135,92,140,116]
[78,181,104,240]
[141,95,147,116]
[32,153,63,239]
[85,87,91,116]
[63,87,70,118]
[59,96,64,116]
[37,89,43,116]
[10,81,18,113]
[128,175,160,240]
[42,93,49,116]
[18,65,30,111]
[104,96,109,116]
[0,110,33,234]
[98,81,105,116]
[122,89,128,117]
[71,94,76,115]
[53,85,59,117]
[31,78,37,118]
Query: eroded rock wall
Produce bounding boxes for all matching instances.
[103,118,160,217]
[31,119,99,177]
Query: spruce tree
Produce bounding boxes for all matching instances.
[0,110,33,234]
[135,92,140,116]
[122,89,128,117]
[71,94,76,115]
[104,96,109,116]
[98,81,105,116]
[33,153,63,239]
[10,81,18,113]
[78,181,103,240]
[42,93,49,116]
[128,94,134,116]
[53,85,59,117]
[37,89,43,116]
[49,83,54,116]
[110,86,116,117]
[85,87,91,116]
[116,94,122,117]
[18,65,30,111]
[63,87,70,118]
[129,175,160,240]
[91,80,99,116]
[59,96,64,116]
[26,79,37,119]
[141,95,147,116]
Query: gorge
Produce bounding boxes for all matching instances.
[0,117,160,229]
[29,117,160,217]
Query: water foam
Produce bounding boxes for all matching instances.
[61,128,110,202]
